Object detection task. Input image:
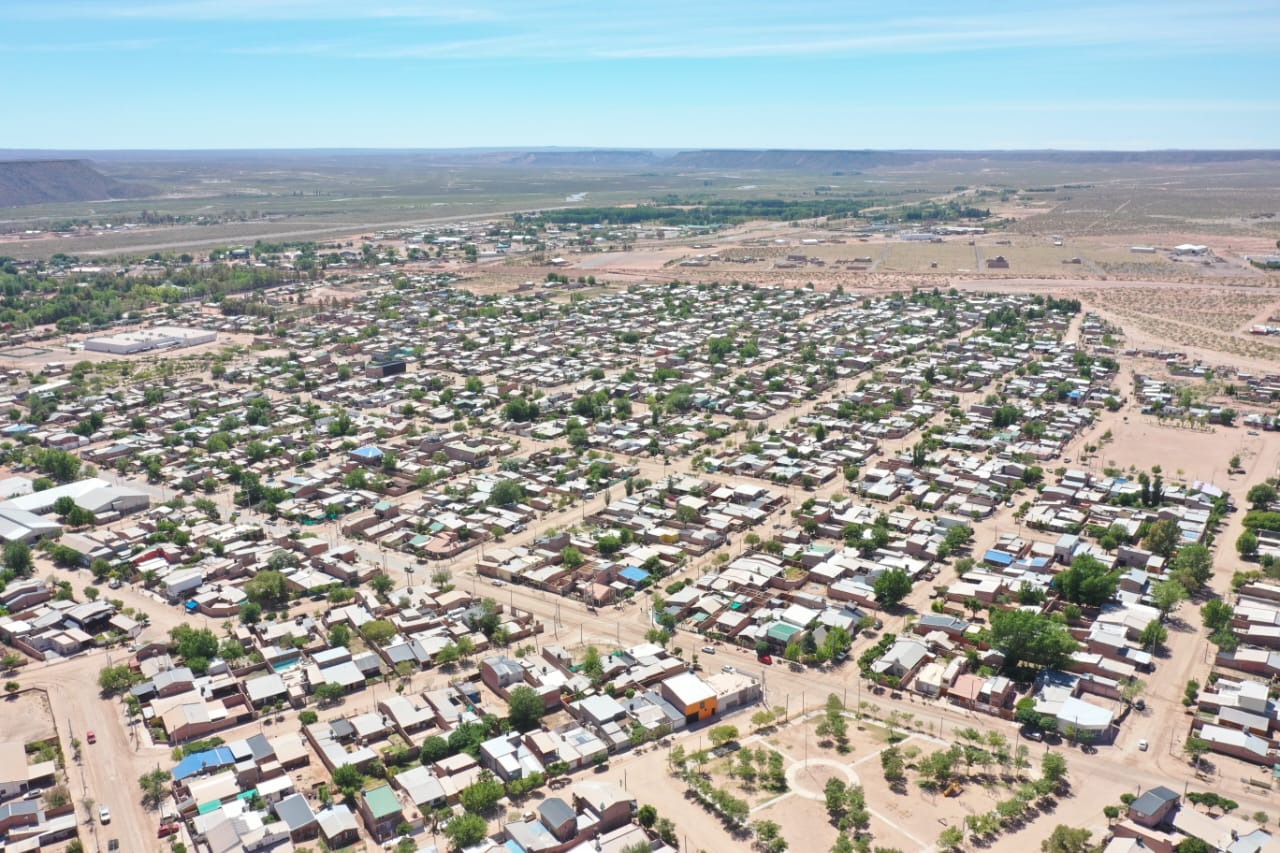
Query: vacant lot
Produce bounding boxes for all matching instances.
[6,688,57,745]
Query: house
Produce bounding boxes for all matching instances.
[358,784,406,841]
[659,672,717,724]
[1127,786,1179,828]
[871,638,930,682]
[316,804,361,849]
[273,793,318,842]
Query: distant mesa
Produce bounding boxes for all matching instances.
[662,149,1280,170]
[0,159,153,208]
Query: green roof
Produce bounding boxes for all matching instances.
[364,785,402,818]
[766,623,801,642]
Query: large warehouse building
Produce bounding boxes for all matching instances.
[84,326,217,355]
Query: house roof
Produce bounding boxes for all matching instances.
[538,796,576,828]
[172,746,237,781]
[363,784,402,818]
[1130,785,1179,818]
[275,793,316,830]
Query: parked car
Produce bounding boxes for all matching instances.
[757,654,773,665]
[701,645,716,654]
[107,578,122,590]
[721,664,736,674]
[1138,739,1149,752]
[99,805,111,825]
[86,731,96,745]
[23,788,44,800]
[1019,726,1044,742]
[158,822,180,838]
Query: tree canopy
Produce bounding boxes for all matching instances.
[987,609,1078,672]
[873,568,913,608]
[507,685,545,733]
[1055,554,1120,606]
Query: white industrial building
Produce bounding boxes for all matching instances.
[0,477,150,521]
[84,326,217,355]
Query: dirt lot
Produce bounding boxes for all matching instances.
[4,688,57,745]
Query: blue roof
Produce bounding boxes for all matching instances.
[619,566,650,583]
[1,424,35,434]
[172,746,237,781]
[352,445,384,459]
[983,549,1014,567]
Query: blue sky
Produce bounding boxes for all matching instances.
[3,0,1277,150]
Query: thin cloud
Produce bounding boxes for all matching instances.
[0,38,162,53]
[220,6,1280,61]
[8,0,497,21]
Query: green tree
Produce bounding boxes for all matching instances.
[420,735,450,764]
[1139,620,1169,650]
[139,769,169,809]
[709,724,740,747]
[1055,554,1120,606]
[507,685,545,733]
[1143,518,1181,558]
[988,609,1078,671]
[1151,579,1188,619]
[490,479,526,507]
[1201,599,1234,632]
[97,664,138,695]
[332,764,363,798]
[1041,751,1068,785]
[362,619,397,646]
[938,826,965,851]
[582,645,604,683]
[65,505,95,527]
[3,540,33,575]
[314,683,346,705]
[1238,530,1260,558]
[170,625,219,661]
[1041,825,1094,853]
[1170,543,1213,590]
[873,568,912,608]
[1184,736,1211,768]
[445,811,488,847]
[244,569,289,608]
[824,778,849,820]
[459,770,505,814]
[1248,483,1277,510]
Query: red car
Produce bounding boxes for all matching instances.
[157,823,180,838]
[85,731,96,745]
[757,654,773,665]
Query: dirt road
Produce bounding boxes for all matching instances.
[22,652,173,852]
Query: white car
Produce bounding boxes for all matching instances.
[1137,739,1149,752]
[99,805,111,824]
[721,664,736,674]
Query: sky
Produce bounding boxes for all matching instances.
[3,0,1278,150]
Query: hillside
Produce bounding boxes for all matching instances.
[0,159,153,207]
[665,149,1280,171]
